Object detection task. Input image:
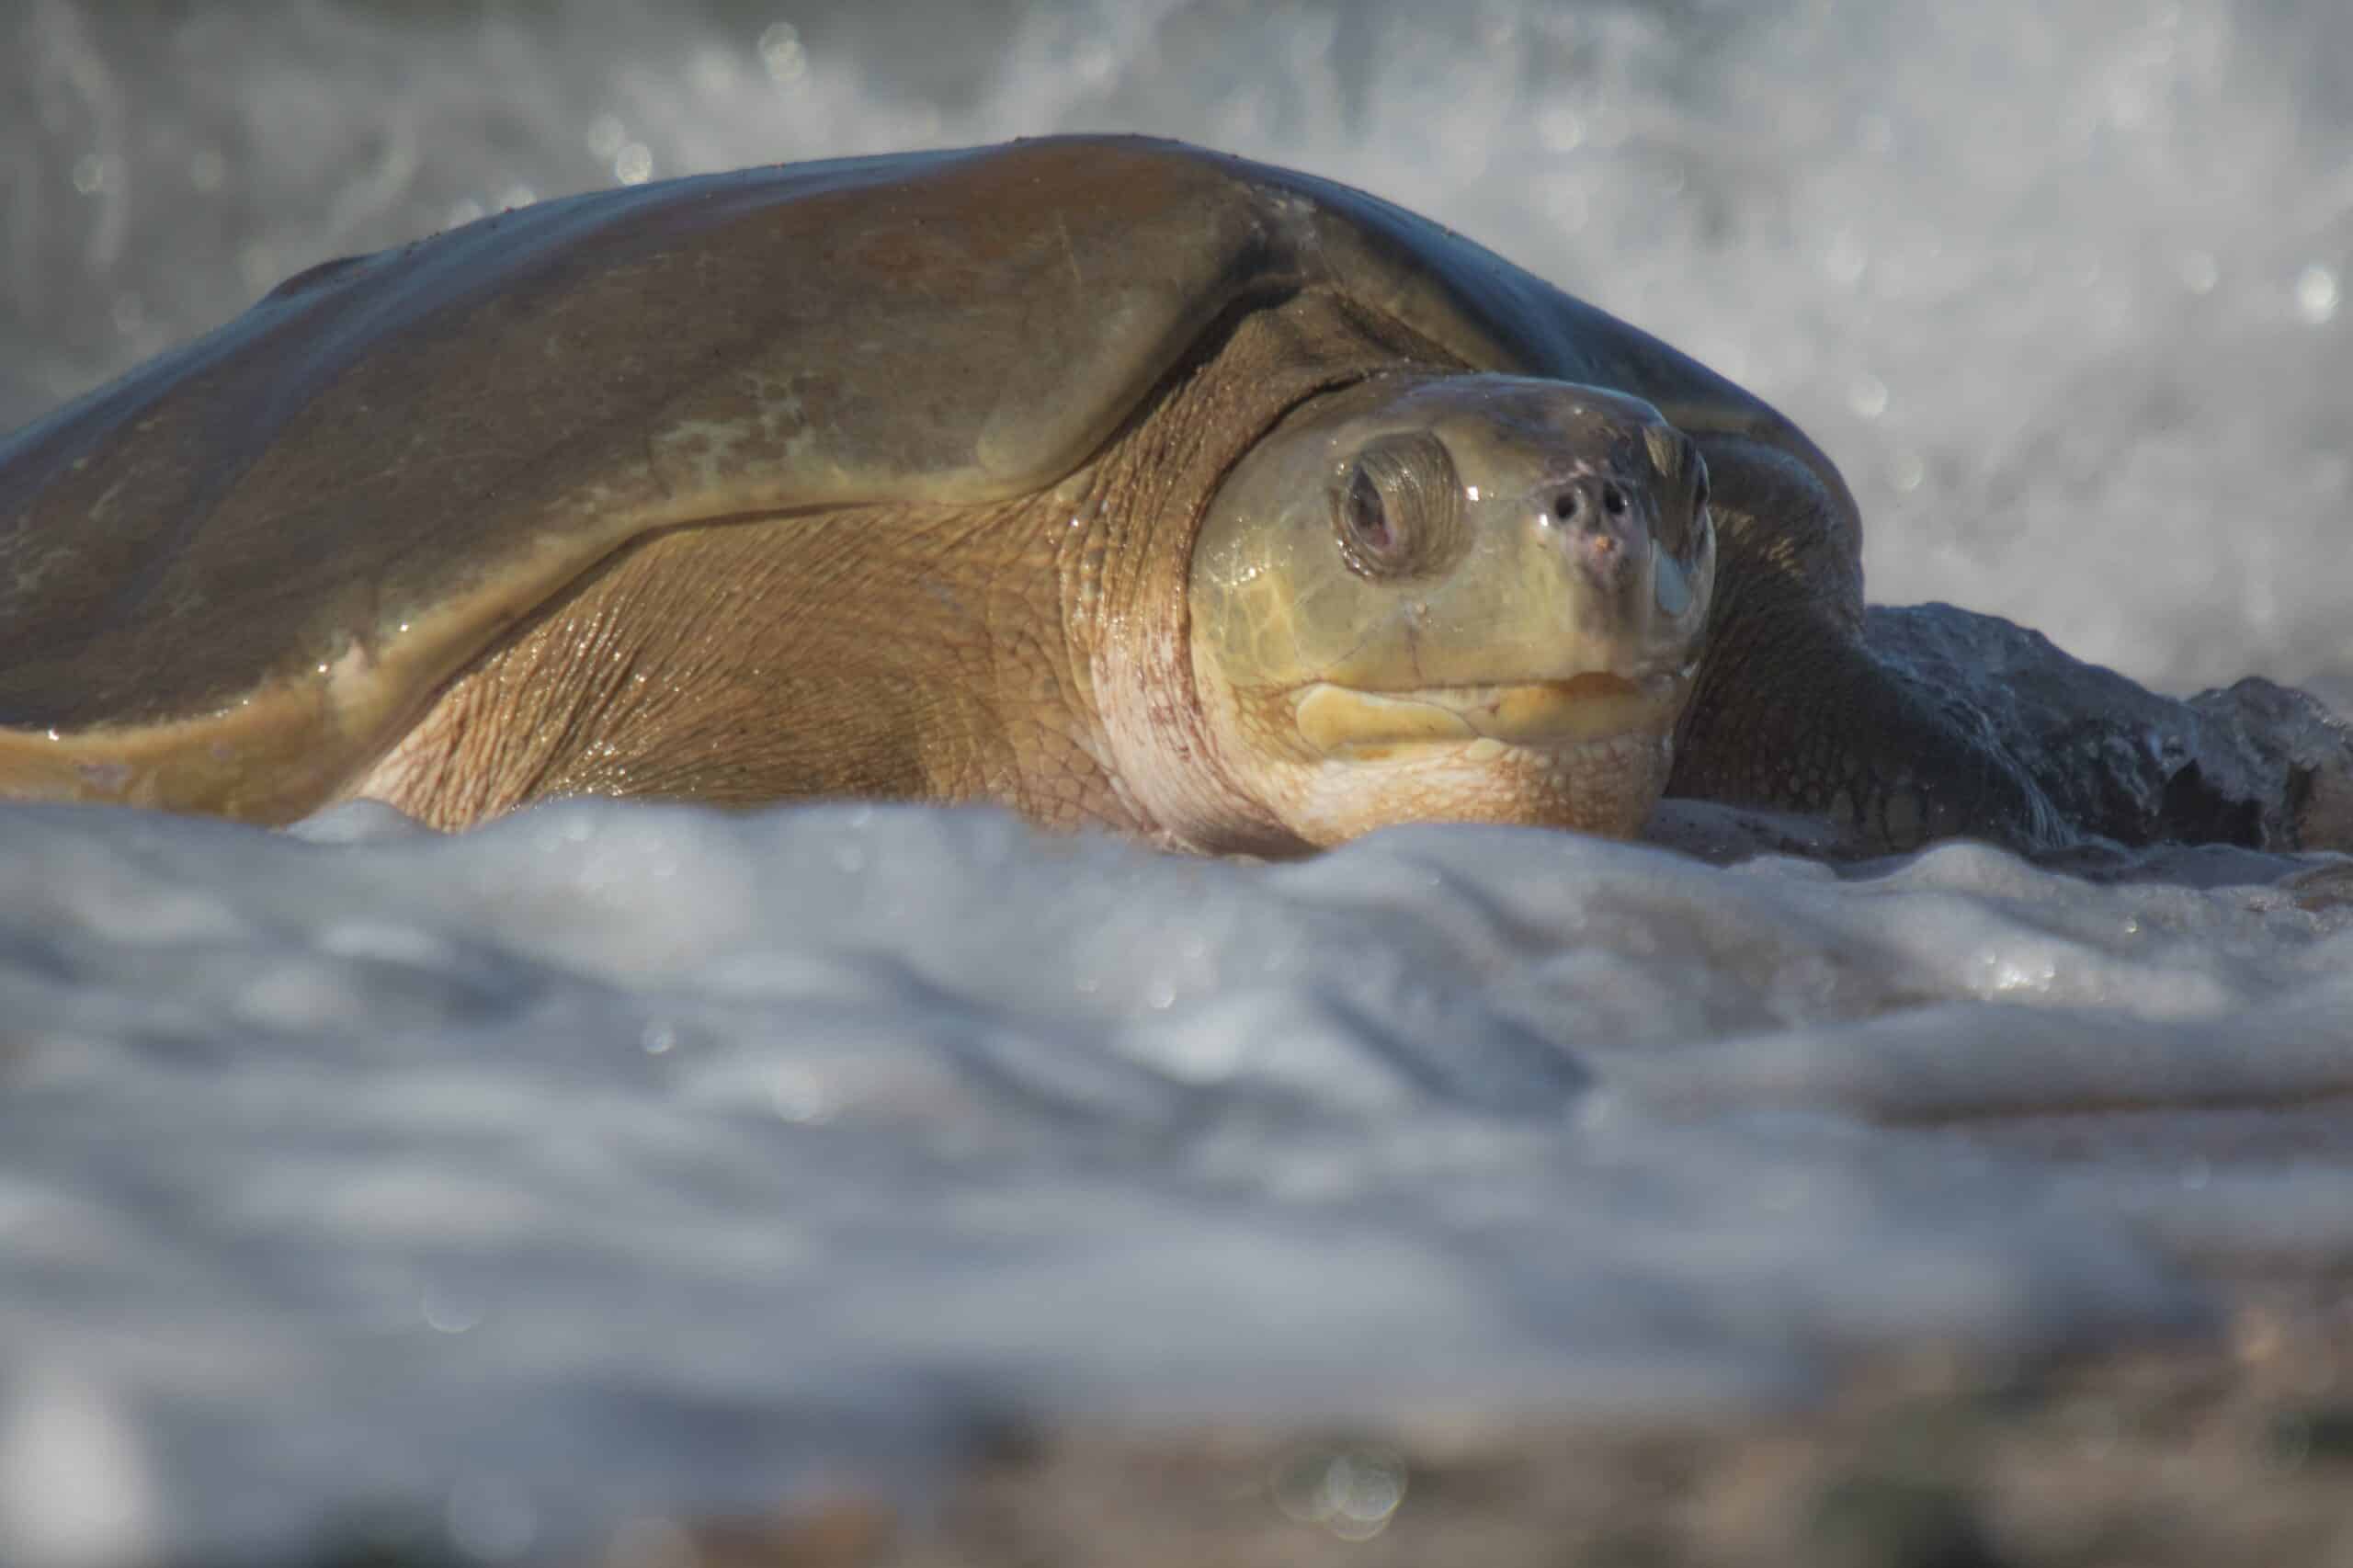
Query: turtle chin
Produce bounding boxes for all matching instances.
[1272,717,1680,847]
[1219,665,1690,848]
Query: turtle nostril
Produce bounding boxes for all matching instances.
[1601,482,1629,517]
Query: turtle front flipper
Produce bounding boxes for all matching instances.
[1663,432,2066,854]
[1668,600,2067,852]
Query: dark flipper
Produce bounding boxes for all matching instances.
[1665,433,2063,854]
[1664,431,2353,855]
[1668,597,2067,853]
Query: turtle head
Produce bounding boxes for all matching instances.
[1186,373,1714,849]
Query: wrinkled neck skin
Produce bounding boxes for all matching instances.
[1079,289,1456,856]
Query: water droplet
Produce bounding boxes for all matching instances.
[773,1070,836,1124]
[758,21,808,85]
[614,143,654,187]
[1536,105,1584,152]
[1823,230,1868,288]
[496,183,537,212]
[1847,373,1890,420]
[70,153,120,196]
[2294,263,2339,325]
[585,113,626,159]
[1074,41,1118,86]
[1271,1445,1408,1540]
[1888,450,1926,493]
[641,1021,678,1055]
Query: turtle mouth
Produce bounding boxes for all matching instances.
[1291,669,1688,760]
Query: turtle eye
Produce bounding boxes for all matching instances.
[1332,431,1461,579]
[1342,468,1393,556]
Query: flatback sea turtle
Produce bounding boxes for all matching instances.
[0,136,2116,852]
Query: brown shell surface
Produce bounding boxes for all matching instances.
[0,134,1835,819]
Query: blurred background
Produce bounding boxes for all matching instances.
[5,0,2348,707]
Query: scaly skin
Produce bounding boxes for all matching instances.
[1667,433,2063,851]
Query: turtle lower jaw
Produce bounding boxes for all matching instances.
[1291,669,1688,760]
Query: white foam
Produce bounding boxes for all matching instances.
[2,800,2347,1562]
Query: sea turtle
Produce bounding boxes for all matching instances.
[0,135,2077,853]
